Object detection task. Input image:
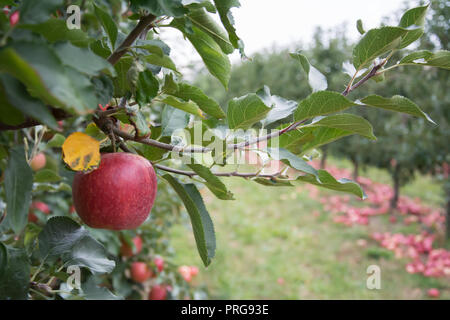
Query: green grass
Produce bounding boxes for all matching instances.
[170,158,449,299]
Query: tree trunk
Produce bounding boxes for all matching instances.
[390,166,400,211]
[320,146,328,169]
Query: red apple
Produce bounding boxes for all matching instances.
[120,236,143,257]
[72,153,157,230]
[130,262,153,283]
[28,201,51,222]
[9,11,19,27]
[190,266,199,277]
[30,152,46,171]
[178,265,192,282]
[427,288,440,298]
[148,285,167,300]
[154,257,164,273]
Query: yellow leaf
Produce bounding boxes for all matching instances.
[62,132,101,172]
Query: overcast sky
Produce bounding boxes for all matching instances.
[161,0,413,71]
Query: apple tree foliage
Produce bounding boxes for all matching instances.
[0,0,449,299]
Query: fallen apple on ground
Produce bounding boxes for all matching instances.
[72,153,157,230]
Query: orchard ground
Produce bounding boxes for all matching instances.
[171,157,450,299]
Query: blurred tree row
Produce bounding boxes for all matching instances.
[195,0,450,237]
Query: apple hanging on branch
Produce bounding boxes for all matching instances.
[72,152,158,230]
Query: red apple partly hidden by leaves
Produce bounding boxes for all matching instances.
[130,262,153,283]
[148,285,167,300]
[28,201,51,222]
[120,236,143,257]
[72,153,157,230]
[9,11,19,26]
[30,152,46,171]
[427,288,440,298]
[154,257,164,272]
[178,265,192,282]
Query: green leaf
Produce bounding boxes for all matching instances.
[85,123,107,141]
[4,146,33,235]
[19,0,63,24]
[135,38,171,56]
[168,82,225,119]
[294,91,357,122]
[20,18,92,47]
[266,148,319,179]
[184,0,216,12]
[305,114,376,140]
[187,8,234,54]
[187,164,234,200]
[360,95,435,124]
[213,0,241,49]
[0,247,30,300]
[161,95,204,117]
[126,105,151,137]
[257,86,297,126]
[0,74,58,130]
[398,4,428,48]
[161,73,179,94]
[0,82,25,125]
[299,127,362,153]
[0,242,7,276]
[136,70,159,106]
[34,169,62,183]
[0,41,97,114]
[53,42,114,76]
[290,52,327,92]
[145,54,178,73]
[0,0,15,5]
[423,51,450,70]
[174,24,231,89]
[92,74,114,105]
[161,105,190,137]
[277,129,315,154]
[67,236,116,274]
[399,50,450,70]
[112,56,133,96]
[293,170,366,199]
[356,19,365,35]
[399,50,433,64]
[227,93,271,129]
[39,216,88,258]
[162,175,216,266]
[130,0,187,17]
[39,217,115,273]
[253,177,293,187]
[352,26,407,69]
[94,4,118,49]
[47,133,66,148]
[78,276,122,300]
[90,39,112,59]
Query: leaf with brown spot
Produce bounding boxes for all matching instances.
[62,132,101,172]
